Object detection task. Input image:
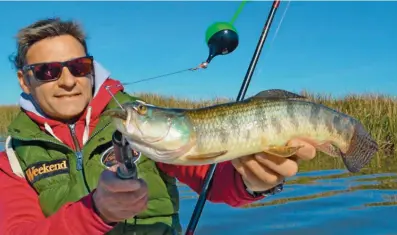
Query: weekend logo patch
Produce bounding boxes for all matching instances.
[25,159,70,184]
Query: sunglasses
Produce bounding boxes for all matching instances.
[22,56,94,82]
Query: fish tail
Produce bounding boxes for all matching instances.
[342,123,378,173]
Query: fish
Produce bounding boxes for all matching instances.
[103,89,379,173]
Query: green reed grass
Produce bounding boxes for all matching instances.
[0,105,20,136]
[0,91,396,173]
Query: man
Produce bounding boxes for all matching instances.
[0,18,316,235]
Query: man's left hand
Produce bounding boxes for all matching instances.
[232,138,316,193]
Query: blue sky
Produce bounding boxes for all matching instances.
[0,1,396,105]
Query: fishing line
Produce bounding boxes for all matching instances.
[261,0,290,59]
[272,0,290,42]
[252,0,290,78]
[119,60,210,87]
[107,2,289,109]
[119,1,250,87]
[120,67,195,86]
[230,0,249,25]
[105,84,125,110]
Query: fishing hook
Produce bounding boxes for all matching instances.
[105,84,125,111]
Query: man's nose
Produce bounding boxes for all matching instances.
[57,67,77,88]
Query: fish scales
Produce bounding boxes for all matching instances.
[184,98,355,157]
[184,98,268,156]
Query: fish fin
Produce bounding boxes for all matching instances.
[252,89,306,100]
[340,123,378,173]
[315,124,379,173]
[263,146,304,158]
[185,150,228,160]
[316,141,343,158]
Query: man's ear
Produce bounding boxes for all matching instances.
[17,70,31,94]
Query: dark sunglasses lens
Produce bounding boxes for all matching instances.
[67,57,93,77]
[33,63,62,81]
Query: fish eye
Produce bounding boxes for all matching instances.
[136,104,147,115]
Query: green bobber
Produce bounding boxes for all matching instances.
[204,22,239,64]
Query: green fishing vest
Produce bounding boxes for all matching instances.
[6,91,182,235]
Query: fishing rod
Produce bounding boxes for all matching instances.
[108,0,284,233]
[185,1,282,234]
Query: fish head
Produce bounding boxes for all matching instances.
[103,99,194,162]
[107,100,172,142]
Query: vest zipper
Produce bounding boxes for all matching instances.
[11,119,113,194]
[86,122,111,144]
[68,124,90,193]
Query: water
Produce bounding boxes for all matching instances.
[178,168,397,235]
[1,141,396,234]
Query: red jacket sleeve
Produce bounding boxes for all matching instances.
[156,161,264,207]
[0,152,114,235]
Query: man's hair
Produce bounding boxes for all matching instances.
[11,17,88,70]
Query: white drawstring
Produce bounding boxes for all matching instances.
[43,106,92,146]
[83,106,92,145]
[44,123,62,143]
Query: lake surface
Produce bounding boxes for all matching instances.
[1,141,396,234]
[178,169,397,235]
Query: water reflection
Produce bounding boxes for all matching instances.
[242,168,397,209]
[177,153,397,210]
[177,153,397,234]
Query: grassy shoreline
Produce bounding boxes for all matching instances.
[0,91,396,173]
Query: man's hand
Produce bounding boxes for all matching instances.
[92,165,148,223]
[232,138,316,193]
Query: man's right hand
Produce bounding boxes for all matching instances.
[92,165,148,223]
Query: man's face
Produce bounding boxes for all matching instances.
[17,35,94,122]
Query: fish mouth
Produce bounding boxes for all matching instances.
[103,108,130,134]
[103,108,128,121]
